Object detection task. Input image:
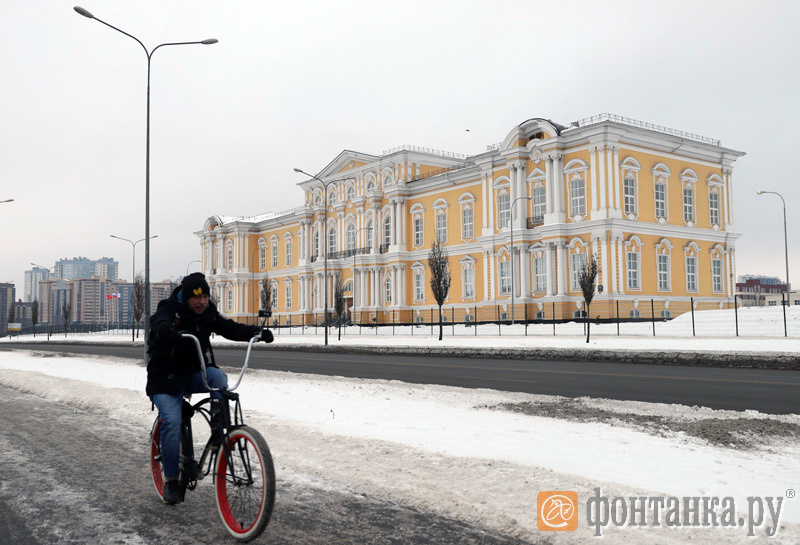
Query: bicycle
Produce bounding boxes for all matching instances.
[148,320,276,542]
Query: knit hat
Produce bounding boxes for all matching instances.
[181,272,210,301]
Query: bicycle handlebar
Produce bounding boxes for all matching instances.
[180,332,262,393]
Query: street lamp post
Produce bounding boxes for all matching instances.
[510,196,531,326]
[74,6,217,350]
[186,259,202,276]
[294,168,344,345]
[0,199,13,204]
[757,191,790,296]
[111,234,158,342]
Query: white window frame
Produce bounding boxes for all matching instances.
[497,192,511,229]
[709,191,720,227]
[498,258,511,295]
[627,250,640,290]
[569,177,586,218]
[686,255,698,292]
[284,280,292,309]
[532,185,546,221]
[259,245,266,270]
[683,185,695,225]
[657,254,670,291]
[413,215,424,247]
[655,180,667,221]
[385,276,392,304]
[436,210,447,243]
[570,252,587,291]
[271,281,279,309]
[623,176,637,216]
[346,224,356,251]
[534,254,547,292]
[271,240,278,268]
[461,261,475,299]
[712,257,723,293]
[285,237,292,266]
[413,267,425,302]
[383,215,392,247]
[328,226,337,255]
[461,205,474,240]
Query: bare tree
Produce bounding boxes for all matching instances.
[333,274,345,340]
[132,273,146,340]
[428,239,451,341]
[578,254,599,343]
[260,274,272,314]
[62,301,71,337]
[31,300,39,337]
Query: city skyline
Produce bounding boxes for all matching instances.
[2,1,798,290]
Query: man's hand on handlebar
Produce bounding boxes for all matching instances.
[156,321,181,340]
[259,328,274,343]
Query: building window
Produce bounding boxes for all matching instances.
[462,265,475,299]
[285,239,292,266]
[346,186,355,201]
[712,258,723,293]
[499,259,511,295]
[570,178,586,217]
[498,192,510,229]
[683,187,695,224]
[271,241,278,268]
[271,281,279,309]
[655,181,666,220]
[570,252,587,291]
[436,210,447,243]
[227,289,233,311]
[413,216,423,247]
[627,251,640,290]
[709,192,720,227]
[462,206,474,240]
[346,224,356,251]
[385,277,392,304]
[259,246,266,270]
[661,309,671,319]
[534,255,547,292]
[383,216,392,246]
[413,269,425,302]
[657,254,670,291]
[314,228,320,258]
[285,281,292,309]
[328,227,337,255]
[630,309,641,319]
[686,256,698,292]
[227,246,234,271]
[624,177,636,216]
[533,186,546,221]
[366,221,373,250]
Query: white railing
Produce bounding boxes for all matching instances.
[569,113,721,146]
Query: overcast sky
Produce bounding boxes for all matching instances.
[2,1,798,292]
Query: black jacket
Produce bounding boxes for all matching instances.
[146,286,261,397]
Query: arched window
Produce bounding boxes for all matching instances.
[346,186,355,201]
[383,215,392,247]
[328,227,337,255]
[385,276,392,304]
[366,220,373,250]
[346,224,356,251]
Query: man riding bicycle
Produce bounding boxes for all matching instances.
[146,272,273,504]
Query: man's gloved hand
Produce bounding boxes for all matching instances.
[259,328,274,344]
[156,321,179,340]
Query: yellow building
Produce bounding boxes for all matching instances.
[198,114,744,324]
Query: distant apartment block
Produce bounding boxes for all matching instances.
[736,275,787,307]
[54,256,119,282]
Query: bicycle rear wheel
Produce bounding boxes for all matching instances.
[215,426,275,542]
[149,417,166,500]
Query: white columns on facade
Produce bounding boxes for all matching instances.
[599,234,609,294]
[546,242,556,296]
[598,145,607,212]
[520,245,530,299]
[556,242,567,296]
[589,147,599,213]
[612,146,621,212]
[615,236,624,295]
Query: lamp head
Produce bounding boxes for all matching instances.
[757,191,764,195]
[293,168,303,173]
[201,38,218,45]
[73,6,94,18]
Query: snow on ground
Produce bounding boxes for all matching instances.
[1,306,799,544]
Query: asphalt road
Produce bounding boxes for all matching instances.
[0,385,529,545]
[5,343,799,414]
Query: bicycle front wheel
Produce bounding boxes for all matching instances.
[149,417,166,500]
[215,426,275,542]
